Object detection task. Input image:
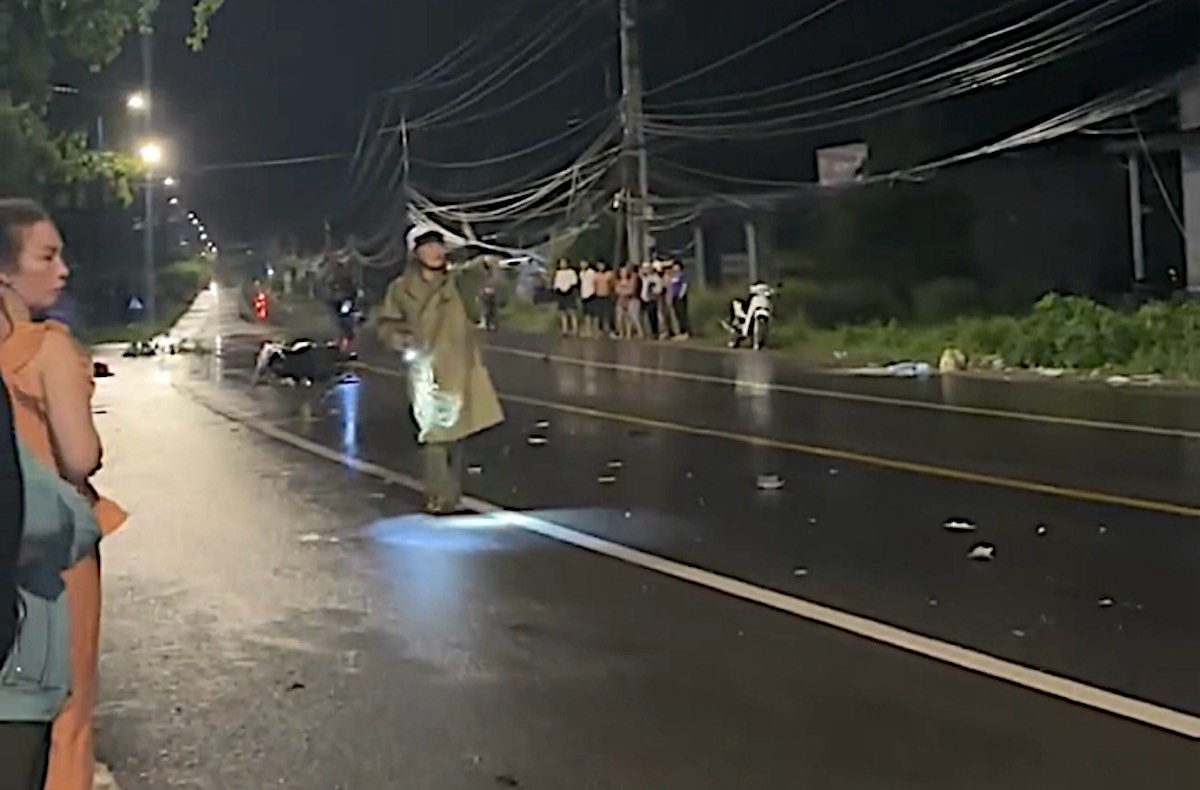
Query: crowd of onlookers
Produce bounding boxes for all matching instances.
[550,259,691,341]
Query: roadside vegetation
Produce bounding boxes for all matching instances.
[504,278,1200,382]
[82,258,212,344]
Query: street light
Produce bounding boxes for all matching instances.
[163,176,177,188]
[127,92,148,112]
[168,197,180,206]
[139,141,164,168]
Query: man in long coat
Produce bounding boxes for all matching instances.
[374,229,504,514]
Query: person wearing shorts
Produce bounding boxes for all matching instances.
[551,260,579,336]
[578,261,598,337]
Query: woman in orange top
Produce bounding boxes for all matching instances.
[0,199,126,790]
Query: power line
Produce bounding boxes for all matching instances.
[188,152,348,173]
[410,106,615,169]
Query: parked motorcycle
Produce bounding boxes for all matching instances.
[723,282,774,350]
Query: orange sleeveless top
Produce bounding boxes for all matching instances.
[0,319,127,536]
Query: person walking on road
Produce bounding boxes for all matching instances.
[0,374,101,790]
[375,228,505,515]
[0,198,126,790]
[551,260,579,336]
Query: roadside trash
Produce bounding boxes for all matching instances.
[527,435,548,447]
[92,361,113,378]
[756,474,785,491]
[468,464,484,475]
[597,475,618,485]
[793,568,809,577]
[968,543,996,561]
[1098,597,1115,608]
[1034,367,1065,378]
[298,533,322,544]
[1036,524,1049,536]
[122,340,157,358]
[938,348,967,373]
[943,519,977,532]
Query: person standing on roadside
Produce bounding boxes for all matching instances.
[551,260,579,336]
[593,262,616,338]
[375,228,505,515]
[639,263,661,339]
[614,265,642,338]
[667,261,692,340]
[0,199,127,790]
[578,261,598,337]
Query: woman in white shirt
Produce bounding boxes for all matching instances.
[578,261,598,337]
[551,260,580,336]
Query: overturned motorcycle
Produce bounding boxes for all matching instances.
[253,339,357,385]
[722,282,774,350]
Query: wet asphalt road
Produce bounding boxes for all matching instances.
[90,290,1200,788]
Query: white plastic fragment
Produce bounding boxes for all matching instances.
[298,533,322,544]
[535,420,551,429]
[608,460,624,470]
[1011,629,1027,638]
[943,519,977,533]
[968,543,996,561]
[756,474,785,491]
[597,475,618,485]
[1036,524,1049,536]
[1098,597,1115,608]
[467,465,484,475]
[793,568,809,577]
[527,435,548,447]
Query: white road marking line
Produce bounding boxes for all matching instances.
[181,383,1200,741]
[487,345,1200,442]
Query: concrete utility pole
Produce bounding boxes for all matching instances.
[618,0,651,265]
[141,29,157,325]
[1127,152,1145,283]
[1181,62,1199,293]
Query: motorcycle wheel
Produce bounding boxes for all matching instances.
[752,316,769,350]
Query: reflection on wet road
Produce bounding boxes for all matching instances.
[97,290,1200,787]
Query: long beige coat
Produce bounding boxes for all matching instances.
[375,265,504,444]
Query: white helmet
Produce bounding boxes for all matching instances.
[406,225,445,253]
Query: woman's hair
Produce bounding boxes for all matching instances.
[0,199,50,273]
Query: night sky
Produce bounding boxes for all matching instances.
[91,0,1197,247]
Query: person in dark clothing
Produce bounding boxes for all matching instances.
[0,372,22,670]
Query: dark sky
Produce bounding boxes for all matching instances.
[91,0,1197,247]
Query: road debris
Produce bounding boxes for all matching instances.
[1036,524,1049,536]
[597,475,618,485]
[1098,596,1115,608]
[943,519,977,533]
[527,435,549,447]
[468,464,484,475]
[792,568,809,577]
[535,420,551,429]
[756,474,785,491]
[608,460,624,470]
[968,543,996,561]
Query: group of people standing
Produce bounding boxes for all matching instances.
[551,259,691,341]
[1,199,123,790]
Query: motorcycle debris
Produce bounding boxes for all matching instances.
[1098,597,1115,608]
[468,464,484,475]
[967,543,996,561]
[1036,524,1049,536]
[943,519,977,532]
[608,460,624,470]
[527,435,549,447]
[597,475,618,485]
[792,568,809,578]
[756,474,785,491]
[535,420,551,429]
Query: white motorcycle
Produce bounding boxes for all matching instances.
[723,282,774,350]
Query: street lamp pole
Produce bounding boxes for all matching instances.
[141,28,157,326]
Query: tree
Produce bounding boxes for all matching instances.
[0,1,226,195]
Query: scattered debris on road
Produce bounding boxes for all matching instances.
[943,519,977,532]
[1098,596,1115,608]
[756,474,785,491]
[597,475,618,485]
[968,543,996,561]
[1036,524,1049,536]
[527,435,549,447]
[792,568,809,577]
[468,464,484,475]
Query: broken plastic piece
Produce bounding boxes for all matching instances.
[792,568,809,577]
[1036,524,1049,536]
[597,475,618,485]
[1011,629,1027,638]
[943,519,977,532]
[298,533,322,544]
[1098,597,1115,608]
[468,464,484,475]
[608,460,624,470]
[756,474,785,491]
[535,420,551,429]
[527,435,548,447]
[968,543,996,561]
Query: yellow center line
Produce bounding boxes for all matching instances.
[355,362,1200,519]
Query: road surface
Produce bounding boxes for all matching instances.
[90,289,1200,788]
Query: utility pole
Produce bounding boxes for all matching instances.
[141,28,157,326]
[618,0,650,266]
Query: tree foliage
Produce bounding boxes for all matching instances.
[0,1,226,195]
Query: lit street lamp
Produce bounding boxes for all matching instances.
[127,92,148,112]
[163,176,177,188]
[139,141,164,168]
